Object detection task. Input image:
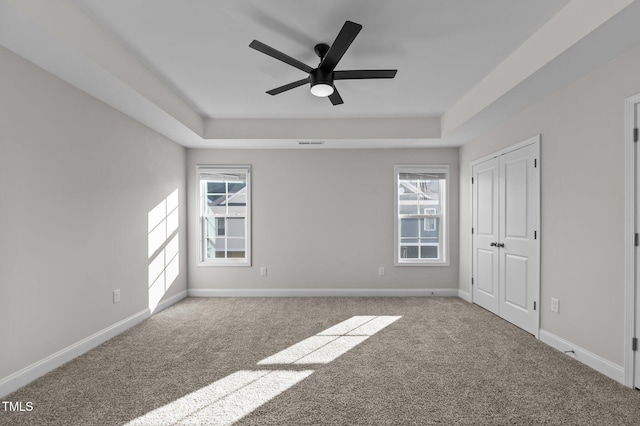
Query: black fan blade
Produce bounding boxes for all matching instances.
[319,21,362,72]
[249,40,314,74]
[266,78,310,95]
[328,88,344,105]
[334,69,397,80]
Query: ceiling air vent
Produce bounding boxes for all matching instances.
[298,141,324,146]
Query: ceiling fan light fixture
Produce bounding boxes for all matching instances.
[310,82,334,97]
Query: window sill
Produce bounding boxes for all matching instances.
[197,261,251,267]
[395,260,450,267]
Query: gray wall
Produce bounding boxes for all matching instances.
[188,148,459,292]
[459,43,640,366]
[0,47,188,379]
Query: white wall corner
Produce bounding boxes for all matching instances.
[151,290,188,315]
[0,308,150,398]
[457,289,472,303]
[538,329,625,385]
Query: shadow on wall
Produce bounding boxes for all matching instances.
[148,189,180,313]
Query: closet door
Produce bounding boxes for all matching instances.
[472,138,539,336]
[472,157,500,315]
[498,144,539,335]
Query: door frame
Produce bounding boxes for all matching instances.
[470,134,541,339]
[623,92,640,388]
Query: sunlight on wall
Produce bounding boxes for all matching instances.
[125,315,401,425]
[148,189,179,313]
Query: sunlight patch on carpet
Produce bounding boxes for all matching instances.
[257,336,337,364]
[125,370,313,426]
[257,315,402,365]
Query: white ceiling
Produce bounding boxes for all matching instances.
[76,0,567,119]
[2,0,640,148]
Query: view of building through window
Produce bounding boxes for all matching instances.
[396,166,448,264]
[198,166,251,265]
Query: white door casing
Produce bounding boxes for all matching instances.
[635,101,640,388]
[472,137,540,336]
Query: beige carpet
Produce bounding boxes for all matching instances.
[2,297,640,425]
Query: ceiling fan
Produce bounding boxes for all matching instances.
[249,21,397,105]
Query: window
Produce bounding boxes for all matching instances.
[395,165,449,265]
[198,165,251,266]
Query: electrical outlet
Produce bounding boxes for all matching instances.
[378,267,385,276]
[551,297,559,313]
[113,289,121,304]
[260,267,267,276]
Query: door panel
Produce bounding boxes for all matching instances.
[504,159,528,238]
[499,143,539,334]
[472,158,500,315]
[504,254,528,310]
[477,168,497,235]
[477,249,496,295]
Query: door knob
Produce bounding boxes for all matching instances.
[496,243,505,248]
[490,242,498,247]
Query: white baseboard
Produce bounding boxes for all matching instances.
[538,329,625,385]
[457,289,472,303]
[188,288,459,297]
[151,290,188,315]
[0,309,149,398]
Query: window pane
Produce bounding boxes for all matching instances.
[207,181,226,194]
[399,198,419,215]
[216,218,225,236]
[206,205,226,216]
[401,219,420,238]
[421,217,439,236]
[205,217,216,237]
[227,238,245,251]
[228,192,247,207]
[228,181,246,193]
[227,205,246,216]
[207,237,224,259]
[227,218,245,237]
[400,245,419,259]
[421,246,438,259]
[208,194,227,207]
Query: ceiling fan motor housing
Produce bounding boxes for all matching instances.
[310,68,334,88]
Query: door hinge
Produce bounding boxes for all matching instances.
[534,158,537,168]
[633,337,638,351]
[634,128,638,143]
[534,230,537,240]
[472,227,474,234]
[635,233,639,247]
[472,177,474,184]
[533,301,537,311]
[471,277,474,285]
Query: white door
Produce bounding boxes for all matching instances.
[472,157,500,315]
[498,144,539,334]
[472,139,540,335]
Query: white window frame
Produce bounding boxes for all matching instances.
[197,165,251,266]
[394,164,449,266]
